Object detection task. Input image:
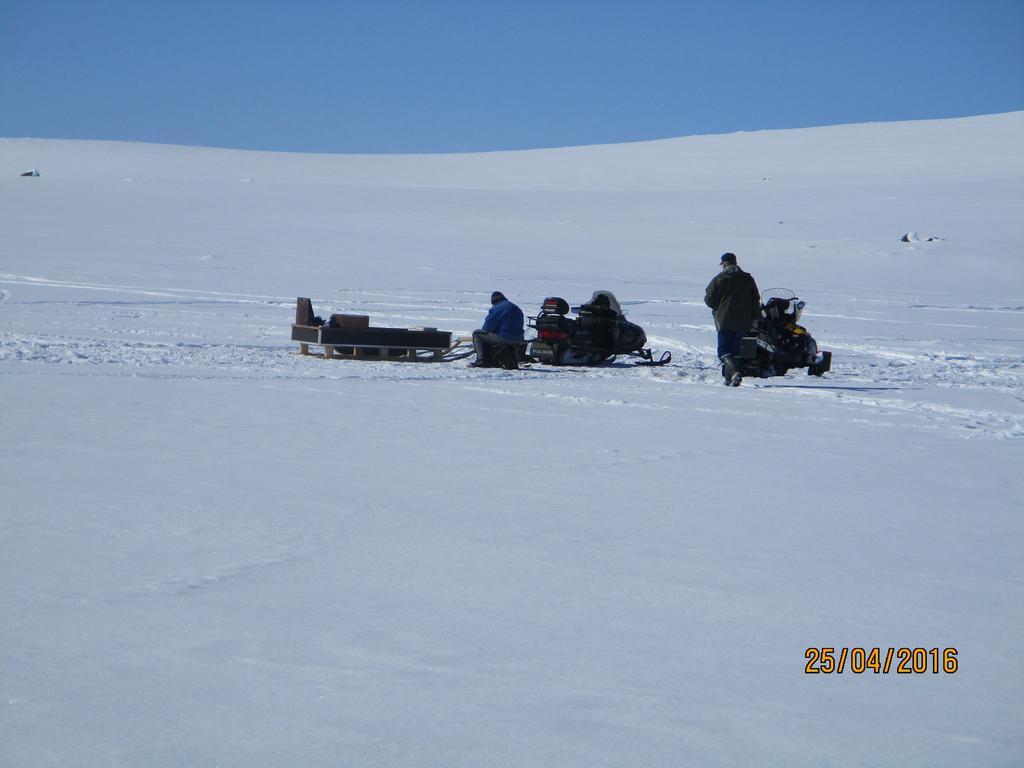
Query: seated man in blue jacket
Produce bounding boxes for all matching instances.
[472,291,525,368]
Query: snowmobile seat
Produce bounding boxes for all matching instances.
[535,315,571,341]
[575,312,616,350]
[585,290,623,318]
[577,296,619,349]
[579,294,618,321]
[763,297,794,323]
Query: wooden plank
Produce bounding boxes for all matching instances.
[291,325,320,343]
[319,326,452,349]
[295,297,315,325]
[315,343,454,361]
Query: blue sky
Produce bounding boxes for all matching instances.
[2,0,1021,153]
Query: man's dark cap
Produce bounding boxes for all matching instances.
[720,252,737,264]
[490,291,506,305]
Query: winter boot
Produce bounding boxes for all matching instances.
[721,354,743,387]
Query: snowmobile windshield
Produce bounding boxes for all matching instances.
[588,290,623,318]
[760,288,804,323]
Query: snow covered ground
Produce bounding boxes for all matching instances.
[1,113,1022,767]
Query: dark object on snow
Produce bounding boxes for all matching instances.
[724,289,831,385]
[471,331,527,369]
[20,169,40,177]
[528,291,671,366]
[328,313,369,329]
[901,232,941,243]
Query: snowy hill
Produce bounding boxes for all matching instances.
[1,113,1022,767]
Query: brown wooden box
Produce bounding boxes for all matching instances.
[329,314,370,329]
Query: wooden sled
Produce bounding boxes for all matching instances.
[292,297,458,362]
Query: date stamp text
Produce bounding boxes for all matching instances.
[804,647,958,674]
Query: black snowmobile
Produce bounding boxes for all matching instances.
[528,290,671,366]
[722,288,832,385]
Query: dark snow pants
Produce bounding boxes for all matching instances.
[717,330,744,361]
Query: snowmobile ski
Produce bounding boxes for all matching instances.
[633,349,672,366]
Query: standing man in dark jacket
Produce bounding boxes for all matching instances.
[471,291,525,368]
[704,252,760,386]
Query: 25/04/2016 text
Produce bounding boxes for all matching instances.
[804,647,958,674]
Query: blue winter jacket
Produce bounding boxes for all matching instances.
[482,299,525,341]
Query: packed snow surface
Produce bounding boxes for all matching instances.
[2,113,1023,767]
